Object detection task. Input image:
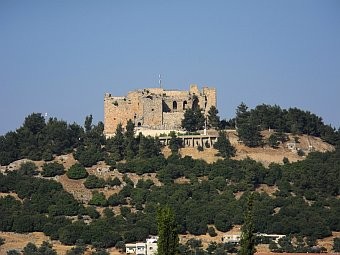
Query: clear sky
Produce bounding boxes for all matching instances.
[1,0,340,135]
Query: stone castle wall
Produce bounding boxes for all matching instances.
[104,84,216,137]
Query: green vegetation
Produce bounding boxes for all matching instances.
[157,206,179,255]
[334,237,340,252]
[232,103,340,146]
[213,131,236,158]
[181,107,205,132]
[207,106,221,129]
[239,193,256,255]
[42,162,65,177]
[23,241,57,255]
[84,175,106,189]
[0,107,339,253]
[67,163,88,179]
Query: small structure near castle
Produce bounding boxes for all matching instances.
[104,84,216,137]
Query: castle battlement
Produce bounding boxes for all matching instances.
[104,84,216,137]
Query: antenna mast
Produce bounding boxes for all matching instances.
[158,74,162,88]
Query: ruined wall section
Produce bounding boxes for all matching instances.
[203,87,217,115]
[163,112,184,129]
[104,85,217,137]
[104,91,141,137]
[140,95,163,128]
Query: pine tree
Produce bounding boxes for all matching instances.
[157,206,179,255]
[239,193,256,255]
[207,106,220,129]
[213,131,236,158]
[181,108,205,132]
[106,123,125,161]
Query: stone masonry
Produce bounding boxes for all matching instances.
[104,84,216,137]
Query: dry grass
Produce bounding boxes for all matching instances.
[0,232,72,255]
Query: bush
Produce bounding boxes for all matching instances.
[334,238,340,252]
[89,191,107,207]
[207,227,217,237]
[18,162,38,176]
[106,177,121,187]
[42,162,65,177]
[67,164,88,179]
[84,175,106,189]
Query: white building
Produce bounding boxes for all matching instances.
[222,233,285,244]
[126,236,158,255]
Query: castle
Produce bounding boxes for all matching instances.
[104,84,216,137]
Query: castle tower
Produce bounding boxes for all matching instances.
[104,85,217,137]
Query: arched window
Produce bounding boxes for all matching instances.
[183,100,187,110]
[192,97,199,110]
[137,122,142,127]
[173,101,177,110]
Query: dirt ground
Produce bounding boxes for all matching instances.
[0,232,72,255]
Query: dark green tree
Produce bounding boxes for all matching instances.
[84,115,93,133]
[239,193,256,255]
[237,123,262,147]
[207,106,220,129]
[157,206,179,255]
[84,175,106,189]
[268,133,279,148]
[169,132,183,154]
[213,131,236,158]
[7,250,20,255]
[18,161,38,176]
[106,123,125,161]
[333,238,340,252]
[89,191,108,207]
[42,162,65,177]
[67,164,88,179]
[181,108,205,132]
[235,102,250,128]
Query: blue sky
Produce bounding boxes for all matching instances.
[1,1,340,135]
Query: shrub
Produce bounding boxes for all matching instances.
[106,177,121,187]
[89,191,107,207]
[42,162,65,177]
[67,163,88,179]
[18,161,38,176]
[208,227,217,237]
[84,175,106,189]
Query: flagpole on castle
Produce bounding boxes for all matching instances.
[159,74,162,88]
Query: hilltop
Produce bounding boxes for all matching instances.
[0,106,339,255]
[0,130,337,254]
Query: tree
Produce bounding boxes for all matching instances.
[42,162,65,177]
[157,206,179,255]
[18,161,38,176]
[84,115,93,133]
[106,123,125,161]
[181,108,205,132]
[239,193,256,255]
[84,175,106,189]
[169,132,183,154]
[89,191,108,207]
[268,133,279,148]
[333,238,340,252]
[235,102,250,128]
[7,250,20,255]
[207,106,220,129]
[237,123,262,147]
[213,131,236,158]
[67,164,88,179]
